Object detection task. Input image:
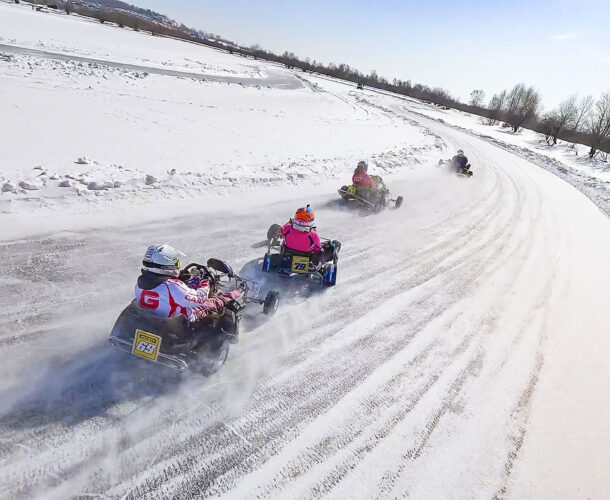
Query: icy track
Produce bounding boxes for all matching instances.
[1,113,610,499]
[1,3,610,498]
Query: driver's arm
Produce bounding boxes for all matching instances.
[307,232,323,252]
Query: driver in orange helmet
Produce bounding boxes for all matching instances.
[280,205,322,253]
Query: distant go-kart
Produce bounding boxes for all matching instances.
[338,175,403,211]
[438,158,473,177]
[261,224,340,287]
[108,258,279,375]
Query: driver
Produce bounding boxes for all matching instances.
[352,160,378,189]
[280,206,336,267]
[135,244,241,323]
[449,150,470,172]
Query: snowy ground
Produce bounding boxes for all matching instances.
[0,3,442,240]
[1,2,610,499]
[400,96,610,215]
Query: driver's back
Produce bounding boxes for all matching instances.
[280,222,322,253]
[135,270,211,322]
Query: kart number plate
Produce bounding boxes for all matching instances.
[291,256,309,274]
[132,330,162,361]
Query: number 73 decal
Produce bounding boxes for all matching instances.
[132,329,162,361]
[291,256,309,273]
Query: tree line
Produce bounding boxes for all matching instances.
[468,87,610,158]
[22,0,610,158]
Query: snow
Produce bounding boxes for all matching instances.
[400,96,610,215]
[0,2,442,240]
[1,2,610,499]
[0,1,261,77]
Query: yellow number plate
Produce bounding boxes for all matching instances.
[132,329,162,361]
[291,256,309,273]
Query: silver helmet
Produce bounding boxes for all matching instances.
[142,244,185,277]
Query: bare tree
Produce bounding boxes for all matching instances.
[485,90,507,125]
[544,94,578,145]
[504,83,542,132]
[469,89,485,107]
[586,92,610,158]
[573,95,594,132]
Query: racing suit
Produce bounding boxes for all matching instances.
[280,222,334,266]
[352,166,377,189]
[450,155,469,172]
[135,270,240,322]
[280,222,322,253]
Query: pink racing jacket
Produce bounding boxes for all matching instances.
[280,222,322,253]
[135,276,240,322]
[352,167,377,188]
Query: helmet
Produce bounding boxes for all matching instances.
[357,160,369,171]
[457,150,464,156]
[293,204,315,231]
[142,244,185,277]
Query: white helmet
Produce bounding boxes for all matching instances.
[457,150,464,156]
[142,244,185,277]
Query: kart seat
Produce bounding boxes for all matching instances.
[113,301,193,347]
[281,245,315,258]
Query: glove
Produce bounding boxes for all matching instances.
[227,289,242,300]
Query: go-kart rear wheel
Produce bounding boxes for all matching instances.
[219,310,241,344]
[263,290,280,315]
[395,196,404,209]
[192,336,230,376]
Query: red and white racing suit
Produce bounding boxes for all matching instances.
[135,276,239,322]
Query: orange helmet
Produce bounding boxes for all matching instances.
[293,204,315,230]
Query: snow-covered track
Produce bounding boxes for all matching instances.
[1,111,609,499]
[0,43,302,89]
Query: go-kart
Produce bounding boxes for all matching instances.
[438,158,473,177]
[338,175,403,211]
[108,258,279,375]
[261,224,340,287]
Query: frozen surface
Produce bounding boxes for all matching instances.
[1,3,609,499]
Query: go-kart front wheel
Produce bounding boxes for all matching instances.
[339,185,349,200]
[395,196,404,208]
[263,290,280,315]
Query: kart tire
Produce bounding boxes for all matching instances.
[263,290,280,315]
[339,186,350,200]
[395,196,404,209]
[220,310,241,340]
[192,336,230,376]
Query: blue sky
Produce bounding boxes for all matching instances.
[135,0,610,109]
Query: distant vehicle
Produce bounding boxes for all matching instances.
[357,83,364,90]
